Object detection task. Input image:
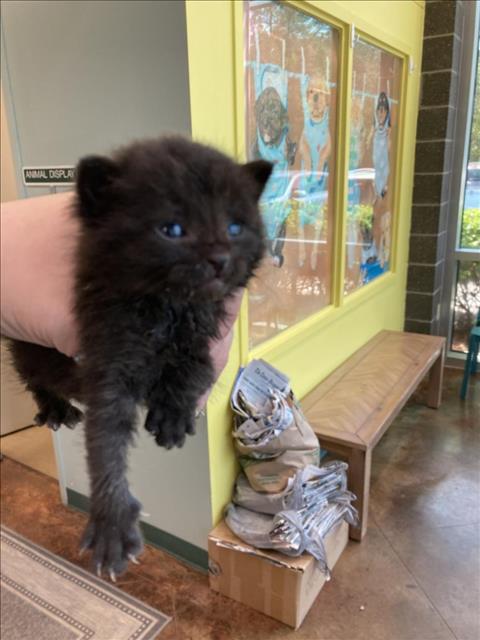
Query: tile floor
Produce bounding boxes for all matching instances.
[1,368,479,640]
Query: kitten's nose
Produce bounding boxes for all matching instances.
[208,253,230,276]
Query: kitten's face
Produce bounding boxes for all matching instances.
[75,137,272,301]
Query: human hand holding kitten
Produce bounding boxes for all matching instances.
[3,137,272,579]
[1,193,244,408]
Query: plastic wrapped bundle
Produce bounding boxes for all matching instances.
[233,387,294,441]
[233,461,349,515]
[227,359,358,576]
[233,393,320,493]
[224,504,274,550]
[269,496,358,577]
[225,494,358,577]
[233,390,317,455]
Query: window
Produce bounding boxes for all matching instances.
[345,39,402,294]
[245,0,339,347]
[451,44,480,353]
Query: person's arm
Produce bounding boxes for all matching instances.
[1,192,80,357]
[1,193,242,391]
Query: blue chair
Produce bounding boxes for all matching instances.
[460,309,480,399]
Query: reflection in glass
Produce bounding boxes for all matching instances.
[452,261,480,353]
[460,57,480,249]
[452,52,480,354]
[245,1,339,347]
[345,40,402,294]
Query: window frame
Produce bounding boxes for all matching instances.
[234,0,411,366]
[439,1,480,364]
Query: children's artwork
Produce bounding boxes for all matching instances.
[297,51,332,270]
[245,0,339,347]
[372,92,391,200]
[344,39,402,294]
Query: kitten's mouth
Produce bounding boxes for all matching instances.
[200,277,227,298]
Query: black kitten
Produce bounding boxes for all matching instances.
[8,136,272,578]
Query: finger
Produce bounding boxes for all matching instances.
[220,289,245,333]
[210,328,234,378]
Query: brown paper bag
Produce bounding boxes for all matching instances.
[234,402,319,457]
[235,395,320,493]
[239,447,321,493]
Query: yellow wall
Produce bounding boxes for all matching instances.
[186,0,425,525]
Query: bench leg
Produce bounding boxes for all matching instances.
[347,448,372,541]
[426,345,445,409]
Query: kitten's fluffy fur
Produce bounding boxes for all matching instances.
[8,136,272,577]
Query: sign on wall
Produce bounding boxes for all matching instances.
[22,166,76,186]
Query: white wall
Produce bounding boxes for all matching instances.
[1,0,192,196]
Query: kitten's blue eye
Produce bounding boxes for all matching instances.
[161,223,185,238]
[228,222,243,237]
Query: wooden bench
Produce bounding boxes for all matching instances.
[302,330,446,541]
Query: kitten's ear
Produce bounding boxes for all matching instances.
[242,160,273,200]
[76,155,120,219]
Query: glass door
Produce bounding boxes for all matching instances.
[442,10,480,361]
[451,47,480,353]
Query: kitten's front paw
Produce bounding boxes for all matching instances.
[145,407,195,449]
[35,402,83,431]
[80,495,144,580]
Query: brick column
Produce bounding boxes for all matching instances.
[405,0,464,335]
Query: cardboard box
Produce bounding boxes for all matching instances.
[208,519,348,629]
